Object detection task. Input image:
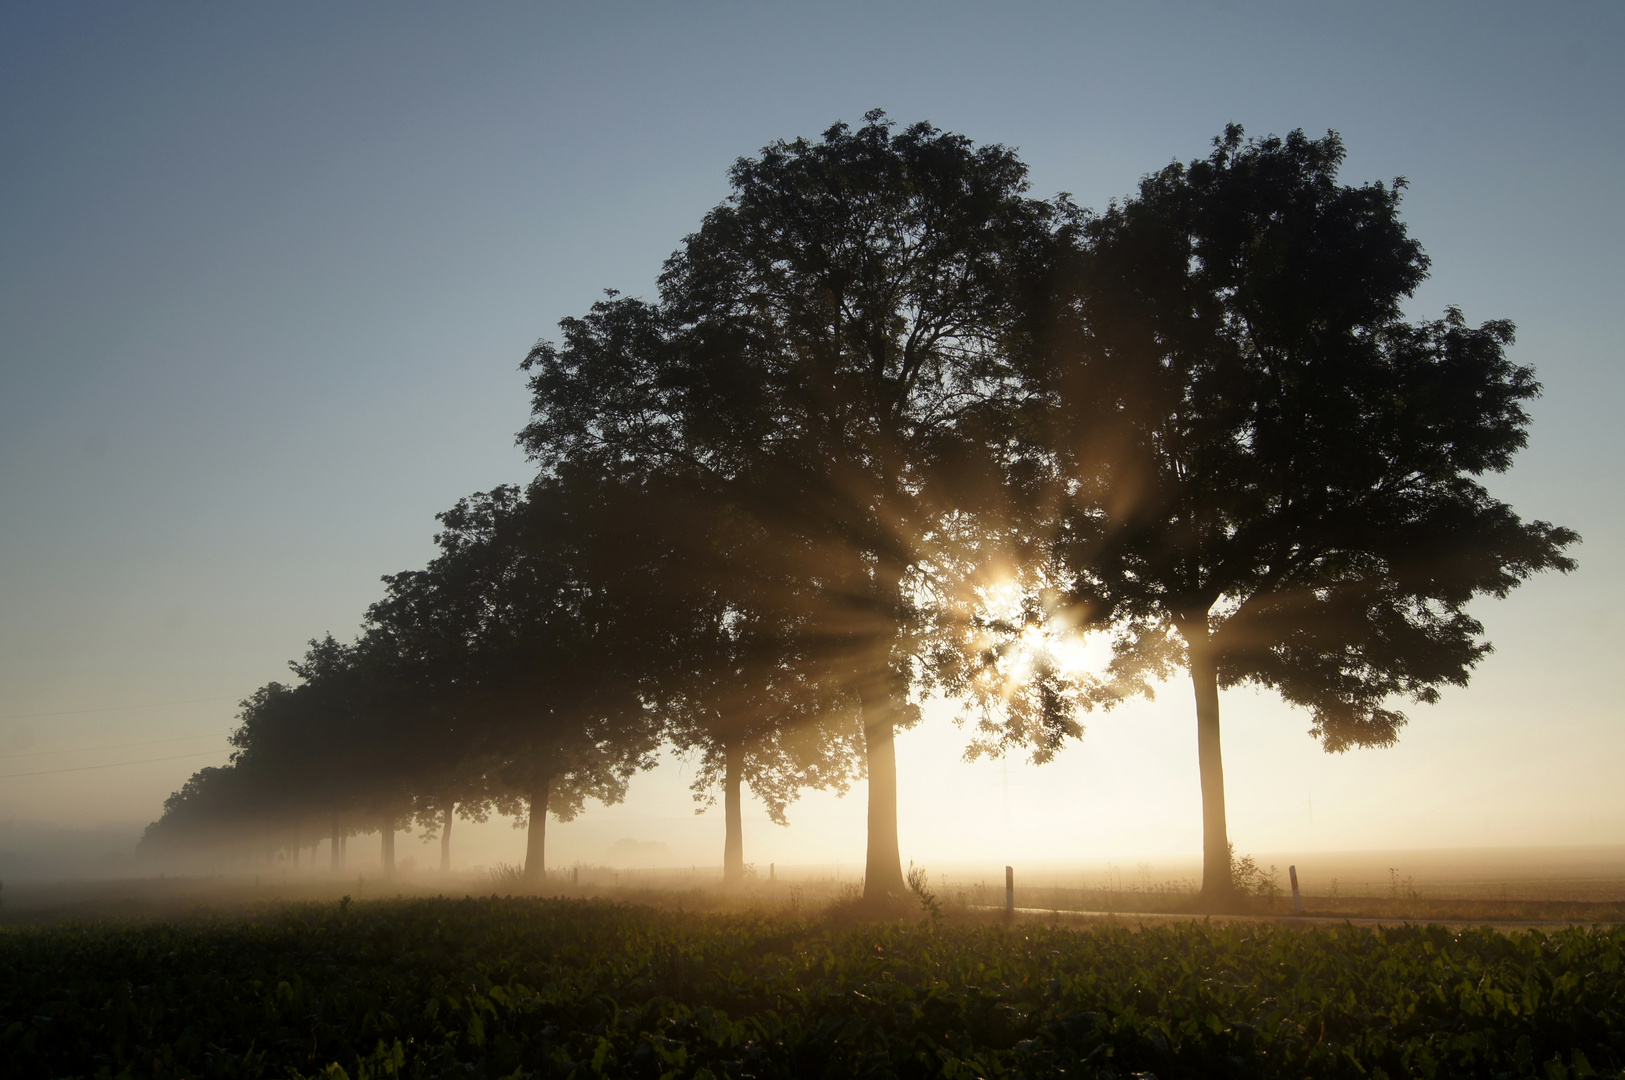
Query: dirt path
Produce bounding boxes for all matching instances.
[982,905,1621,930]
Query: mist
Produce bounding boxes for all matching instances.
[3,2,1621,903]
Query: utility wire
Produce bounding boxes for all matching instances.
[0,696,237,722]
[0,749,230,780]
[0,731,233,761]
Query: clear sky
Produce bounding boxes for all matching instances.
[1,2,1620,874]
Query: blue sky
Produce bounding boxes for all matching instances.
[1,2,1620,871]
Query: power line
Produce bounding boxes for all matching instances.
[0,731,233,762]
[0,696,237,722]
[0,749,230,780]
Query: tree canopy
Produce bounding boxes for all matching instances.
[1032,125,1578,903]
[522,111,1067,901]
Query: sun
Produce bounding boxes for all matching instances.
[969,578,1109,696]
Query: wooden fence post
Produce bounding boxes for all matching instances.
[1005,865,1015,920]
[1289,864,1304,914]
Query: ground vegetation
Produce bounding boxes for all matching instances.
[4,896,1623,1078]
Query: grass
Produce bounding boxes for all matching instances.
[3,892,1624,1078]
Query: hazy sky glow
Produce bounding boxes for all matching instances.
[1,2,1621,872]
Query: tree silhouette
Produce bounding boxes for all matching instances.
[655,510,866,884]
[137,121,1581,908]
[222,635,435,878]
[365,542,515,876]
[522,112,1059,901]
[372,478,667,887]
[146,475,675,882]
[141,653,392,871]
[139,762,269,862]
[1034,126,1579,906]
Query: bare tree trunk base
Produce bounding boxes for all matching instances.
[521,776,551,892]
[1194,886,1247,915]
[380,819,396,880]
[1187,629,1234,904]
[440,803,453,874]
[722,742,745,888]
[861,714,907,902]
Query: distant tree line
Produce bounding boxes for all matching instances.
[140,113,1575,910]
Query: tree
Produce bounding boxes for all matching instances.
[286,632,447,879]
[373,478,665,888]
[141,658,386,871]
[139,763,264,864]
[581,456,871,886]
[658,546,865,884]
[219,636,433,878]
[366,542,515,877]
[145,473,673,884]
[1035,126,1579,906]
[522,112,1060,902]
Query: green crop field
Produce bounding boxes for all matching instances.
[3,897,1622,1079]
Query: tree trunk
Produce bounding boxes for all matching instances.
[339,833,347,868]
[330,816,341,872]
[861,701,906,901]
[522,775,551,889]
[1188,628,1234,908]
[440,803,454,873]
[291,837,299,869]
[722,742,744,885]
[380,816,395,879]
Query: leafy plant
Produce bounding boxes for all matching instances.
[1229,846,1283,903]
[3,897,1623,1078]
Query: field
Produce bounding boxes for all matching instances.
[3,892,1624,1080]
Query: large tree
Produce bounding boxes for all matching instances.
[1035,126,1578,906]
[522,112,1060,901]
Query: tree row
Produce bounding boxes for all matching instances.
[142,114,1575,909]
